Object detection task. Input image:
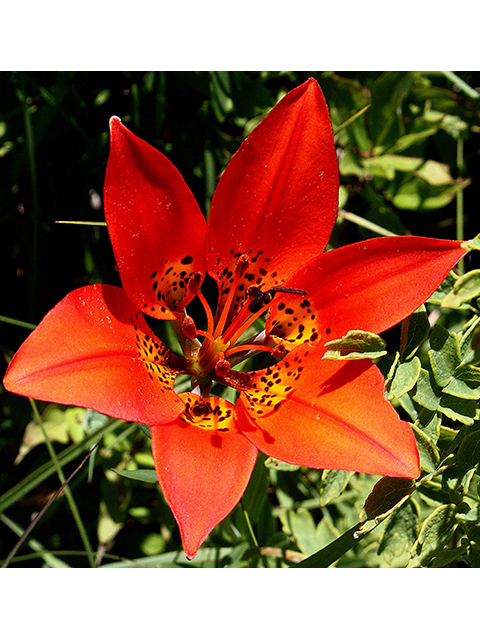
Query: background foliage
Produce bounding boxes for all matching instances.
[1,70,480,567]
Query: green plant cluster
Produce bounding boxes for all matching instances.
[1,71,480,567]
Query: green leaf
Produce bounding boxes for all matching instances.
[456,429,480,473]
[441,269,480,309]
[113,468,159,483]
[390,176,470,211]
[408,503,458,567]
[443,364,480,400]
[411,422,440,473]
[281,508,333,557]
[410,368,442,411]
[428,324,461,387]
[323,330,387,360]
[387,356,422,399]
[319,469,354,506]
[360,476,415,522]
[399,305,430,360]
[438,393,479,426]
[461,233,480,252]
[264,458,300,472]
[378,499,420,565]
[414,408,441,443]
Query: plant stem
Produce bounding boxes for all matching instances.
[456,137,465,275]
[29,399,96,568]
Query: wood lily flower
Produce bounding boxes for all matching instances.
[4,79,469,558]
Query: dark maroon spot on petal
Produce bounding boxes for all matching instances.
[181,255,194,265]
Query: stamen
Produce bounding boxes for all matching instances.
[222,296,275,347]
[225,342,276,358]
[213,254,249,339]
[196,289,215,337]
[188,271,203,295]
[195,329,217,370]
[269,285,308,296]
[215,352,231,377]
[182,316,198,340]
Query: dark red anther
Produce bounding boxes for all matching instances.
[215,353,231,378]
[247,286,273,313]
[268,285,308,296]
[182,316,198,340]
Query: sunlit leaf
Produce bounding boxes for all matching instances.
[323,330,387,360]
[411,422,440,473]
[408,503,458,567]
[442,269,480,309]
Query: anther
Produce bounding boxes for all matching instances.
[215,353,231,378]
[268,285,308,296]
[247,286,273,313]
[182,316,198,340]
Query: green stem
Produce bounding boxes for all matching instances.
[0,315,36,331]
[29,399,96,568]
[456,137,465,275]
[239,499,268,567]
[441,72,480,100]
[338,210,398,237]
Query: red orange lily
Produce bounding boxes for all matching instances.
[3,79,468,558]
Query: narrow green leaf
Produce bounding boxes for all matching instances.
[291,523,363,568]
[323,330,387,360]
[0,419,122,515]
[241,453,269,525]
[113,468,158,483]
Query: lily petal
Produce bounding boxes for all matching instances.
[267,236,468,349]
[206,78,338,324]
[151,393,257,559]
[104,117,208,320]
[236,345,420,478]
[3,285,186,425]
